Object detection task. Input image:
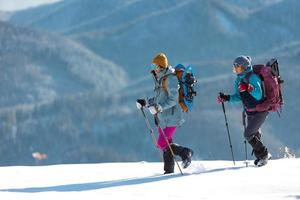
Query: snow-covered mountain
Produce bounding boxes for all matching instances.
[0,0,299,165]
[0,11,11,21]
[0,21,128,107]
[0,158,299,200]
[9,0,300,76]
[0,21,130,165]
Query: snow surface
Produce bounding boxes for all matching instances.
[0,159,299,200]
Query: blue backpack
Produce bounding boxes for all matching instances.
[162,64,197,112]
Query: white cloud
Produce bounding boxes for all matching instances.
[0,0,62,11]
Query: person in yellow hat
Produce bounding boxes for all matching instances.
[136,53,193,174]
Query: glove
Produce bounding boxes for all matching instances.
[148,104,162,115]
[238,83,253,93]
[247,84,254,92]
[136,99,147,109]
[238,83,247,92]
[217,93,230,103]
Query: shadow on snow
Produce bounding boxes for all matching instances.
[0,166,245,193]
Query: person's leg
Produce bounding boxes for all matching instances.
[244,111,268,141]
[157,126,176,151]
[163,149,174,174]
[248,134,268,159]
[158,126,193,172]
[245,111,270,164]
[157,127,177,173]
[169,143,193,168]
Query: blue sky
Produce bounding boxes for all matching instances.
[0,0,61,11]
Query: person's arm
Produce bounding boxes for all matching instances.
[248,74,263,100]
[229,78,242,103]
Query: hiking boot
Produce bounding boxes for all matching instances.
[254,157,260,166]
[255,153,272,167]
[164,170,174,175]
[181,149,193,169]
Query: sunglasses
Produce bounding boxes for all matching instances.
[150,64,164,71]
[232,64,245,74]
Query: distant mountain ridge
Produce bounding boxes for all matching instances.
[0,21,130,165]
[0,11,11,21]
[0,21,128,107]
[10,0,300,77]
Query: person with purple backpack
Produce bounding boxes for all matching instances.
[217,55,272,167]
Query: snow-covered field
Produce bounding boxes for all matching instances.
[0,159,299,200]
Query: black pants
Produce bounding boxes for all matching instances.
[244,111,268,141]
[245,111,269,159]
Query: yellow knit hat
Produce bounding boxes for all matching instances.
[152,53,168,68]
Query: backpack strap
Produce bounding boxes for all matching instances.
[240,71,266,112]
[162,77,169,96]
[160,73,175,97]
[244,71,266,99]
[242,71,253,84]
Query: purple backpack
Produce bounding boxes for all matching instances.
[246,59,284,113]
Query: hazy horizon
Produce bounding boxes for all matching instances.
[0,0,62,11]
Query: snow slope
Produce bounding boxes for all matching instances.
[0,158,299,200]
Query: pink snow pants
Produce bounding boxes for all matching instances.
[157,126,176,151]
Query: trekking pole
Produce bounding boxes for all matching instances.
[242,111,249,167]
[139,107,164,162]
[220,96,235,165]
[155,116,183,175]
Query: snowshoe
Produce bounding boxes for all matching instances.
[254,153,272,167]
